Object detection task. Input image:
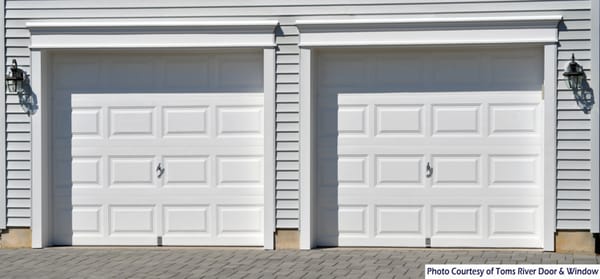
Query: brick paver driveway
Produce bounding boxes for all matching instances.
[0,248,598,278]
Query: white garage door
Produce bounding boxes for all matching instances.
[51,52,264,246]
[316,47,544,248]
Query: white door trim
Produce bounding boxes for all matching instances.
[543,44,558,251]
[297,16,562,47]
[299,18,560,251]
[27,20,278,49]
[591,0,600,234]
[29,21,278,248]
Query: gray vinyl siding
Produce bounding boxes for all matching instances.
[1,0,595,231]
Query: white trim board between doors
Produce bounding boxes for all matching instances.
[28,20,278,249]
[298,16,561,251]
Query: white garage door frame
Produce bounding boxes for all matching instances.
[297,16,562,251]
[27,20,278,249]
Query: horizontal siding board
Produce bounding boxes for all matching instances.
[556,199,591,210]
[276,94,299,103]
[276,112,299,122]
[276,132,299,141]
[557,189,591,200]
[557,150,591,160]
[557,160,591,170]
[6,151,31,161]
[556,140,591,150]
[6,199,29,208]
[276,200,299,209]
[557,210,591,220]
[6,218,31,227]
[7,161,31,170]
[557,130,591,140]
[276,219,299,229]
[276,161,299,170]
[276,190,299,199]
[6,208,31,218]
[276,171,300,180]
[276,180,299,190]
[556,219,591,229]
[276,209,299,219]
[7,189,31,199]
[6,180,31,189]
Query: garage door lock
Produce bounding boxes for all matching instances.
[426,163,433,178]
[156,163,165,178]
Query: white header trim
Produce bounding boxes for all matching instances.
[27,20,279,49]
[296,15,563,27]
[297,16,562,47]
[26,20,279,29]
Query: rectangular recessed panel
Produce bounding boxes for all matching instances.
[217,206,262,234]
[339,206,367,235]
[110,207,155,234]
[376,105,423,136]
[72,157,102,187]
[490,156,538,185]
[490,207,538,235]
[376,156,422,186]
[432,105,480,135]
[216,157,262,186]
[376,206,423,235]
[490,105,538,135]
[338,156,368,186]
[163,107,208,137]
[164,157,208,186]
[72,108,102,137]
[164,206,208,234]
[217,106,262,136]
[433,156,480,185]
[338,106,368,136]
[110,108,155,137]
[432,207,480,235]
[72,206,102,233]
[110,157,154,186]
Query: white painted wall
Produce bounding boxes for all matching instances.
[2,0,596,232]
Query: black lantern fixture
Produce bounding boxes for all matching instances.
[5,59,25,93]
[562,53,585,92]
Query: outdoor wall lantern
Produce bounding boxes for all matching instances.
[5,59,36,115]
[5,59,25,94]
[563,53,594,113]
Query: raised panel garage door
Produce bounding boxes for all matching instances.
[51,52,264,246]
[316,47,544,248]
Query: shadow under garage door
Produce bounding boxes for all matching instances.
[50,51,265,246]
[315,47,544,248]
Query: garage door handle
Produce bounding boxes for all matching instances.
[426,163,433,178]
[156,163,165,178]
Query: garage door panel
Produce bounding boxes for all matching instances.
[375,155,424,186]
[375,105,425,136]
[54,52,264,246]
[375,206,424,236]
[431,206,481,236]
[432,155,481,186]
[317,48,543,248]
